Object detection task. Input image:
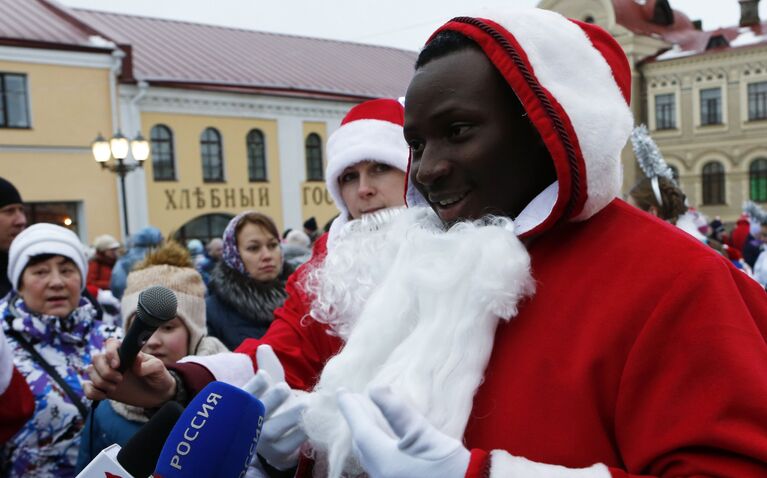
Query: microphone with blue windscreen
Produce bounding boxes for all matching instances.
[153,381,266,478]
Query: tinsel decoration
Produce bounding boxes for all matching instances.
[744,201,767,225]
[630,124,677,186]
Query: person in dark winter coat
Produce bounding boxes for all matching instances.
[0,177,26,299]
[109,227,163,299]
[205,212,294,350]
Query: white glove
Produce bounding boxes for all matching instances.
[243,345,308,471]
[337,386,470,478]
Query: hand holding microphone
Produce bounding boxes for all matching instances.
[118,285,177,371]
[84,286,179,408]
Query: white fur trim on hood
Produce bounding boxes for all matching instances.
[489,450,611,478]
[407,8,633,237]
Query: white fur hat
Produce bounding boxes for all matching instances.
[8,223,88,291]
[326,98,409,243]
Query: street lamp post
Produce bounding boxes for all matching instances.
[91,131,150,236]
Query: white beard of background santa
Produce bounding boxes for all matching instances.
[305,206,407,340]
[302,207,536,478]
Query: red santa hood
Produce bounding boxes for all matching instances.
[405,9,634,238]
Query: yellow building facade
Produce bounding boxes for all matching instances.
[0,47,122,243]
[540,0,767,223]
[1,0,415,244]
[120,85,352,242]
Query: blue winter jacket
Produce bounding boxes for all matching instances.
[109,227,163,299]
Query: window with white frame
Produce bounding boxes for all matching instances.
[750,158,767,202]
[702,161,726,205]
[748,81,767,121]
[150,124,176,181]
[201,127,224,182]
[700,87,722,125]
[655,93,676,130]
[305,133,324,181]
[0,72,30,128]
[246,129,268,182]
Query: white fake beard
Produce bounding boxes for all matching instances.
[302,207,536,478]
[304,207,406,340]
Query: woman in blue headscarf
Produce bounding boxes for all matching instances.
[204,211,294,350]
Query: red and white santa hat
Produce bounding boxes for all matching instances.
[326,98,409,243]
[405,9,634,238]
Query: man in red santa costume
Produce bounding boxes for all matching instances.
[86,9,767,478]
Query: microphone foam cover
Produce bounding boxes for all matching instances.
[153,381,265,478]
[137,285,178,327]
[117,400,185,478]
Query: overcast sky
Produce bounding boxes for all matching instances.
[57,0,767,51]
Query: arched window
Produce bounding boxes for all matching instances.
[173,213,234,244]
[246,129,267,181]
[150,124,175,181]
[201,127,224,182]
[702,161,726,205]
[749,158,767,202]
[305,133,324,181]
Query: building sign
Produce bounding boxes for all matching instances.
[164,186,270,210]
[302,184,334,206]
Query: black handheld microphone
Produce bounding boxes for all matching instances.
[118,401,185,478]
[76,401,184,478]
[117,285,178,373]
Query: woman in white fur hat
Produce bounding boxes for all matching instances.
[0,223,121,478]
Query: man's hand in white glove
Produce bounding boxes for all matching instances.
[337,386,471,478]
[243,345,308,471]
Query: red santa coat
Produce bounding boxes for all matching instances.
[463,200,767,477]
[178,10,767,477]
[221,200,767,478]
[0,368,34,444]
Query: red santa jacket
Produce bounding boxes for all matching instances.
[177,200,767,477]
[173,10,767,477]
[0,368,34,444]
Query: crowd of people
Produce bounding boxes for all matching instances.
[1,7,767,478]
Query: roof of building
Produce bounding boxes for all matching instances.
[72,8,417,100]
[0,0,111,52]
[0,0,417,100]
[612,0,767,62]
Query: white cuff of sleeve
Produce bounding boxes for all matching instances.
[489,451,611,478]
[0,328,13,394]
[179,352,255,388]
